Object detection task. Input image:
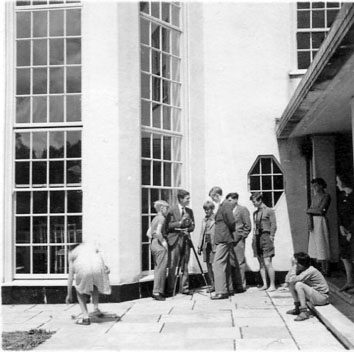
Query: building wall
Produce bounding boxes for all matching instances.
[187,2,296,271]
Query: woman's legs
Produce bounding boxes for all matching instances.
[257,257,267,290]
[76,291,89,319]
[92,285,100,312]
[264,257,276,291]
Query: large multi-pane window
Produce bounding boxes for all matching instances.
[297,2,341,69]
[140,2,182,272]
[14,1,82,277]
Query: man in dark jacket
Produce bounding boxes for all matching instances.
[209,186,236,299]
[165,189,195,295]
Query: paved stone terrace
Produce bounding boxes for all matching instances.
[2,287,345,350]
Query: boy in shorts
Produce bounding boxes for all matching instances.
[286,252,329,321]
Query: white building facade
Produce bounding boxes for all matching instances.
[1,1,346,303]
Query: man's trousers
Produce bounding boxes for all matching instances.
[213,242,234,295]
[233,238,247,290]
[151,238,168,295]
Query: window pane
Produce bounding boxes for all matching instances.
[173,163,181,187]
[142,243,150,271]
[151,23,160,49]
[33,246,47,273]
[274,191,283,205]
[17,68,30,95]
[33,216,47,243]
[142,215,149,242]
[16,217,30,243]
[141,46,150,73]
[67,160,81,184]
[273,175,284,190]
[152,77,161,102]
[161,189,172,203]
[50,216,64,243]
[66,38,81,64]
[142,160,151,185]
[262,192,272,208]
[152,49,160,76]
[151,2,160,18]
[67,216,82,242]
[152,104,161,128]
[50,191,65,213]
[33,68,47,94]
[312,31,325,49]
[141,100,150,126]
[50,38,64,65]
[141,131,151,158]
[32,131,47,159]
[66,67,81,93]
[33,96,47,123]
[312,2,324,8]
[172,137,181,161]
[162,54,170,79]
[312,10,325,28]
[50,67,64,93]
[50,246,65,273]
[327,9,339,27]
[298,51,311,70]
[171,31,180,56]
[67,190,82,213]
[33,39,47,66]
[142,188,149,213]
[250,176,260,190]
[16,12,31,38]
[16,97,31,123]
[33,191,48,213]
[140,2,149,14]
[67,131,81,158]
[49,131,64,158]
[163,136,171,160]
[171,57,180,81]
[162,27,170,52]
[140,18,149,45]
[16,132,31,159]
[162,3,170,23]
[15,162,30,185]
[33,11,47,37]
[49,96,64,122]
[16,247,30,273]
[66,9,81,36]
[171,5,180,27]
[50,10,64,36]
[141,73,150,100]
[50,161,64,184]
[297,10,310,28]
[17,40,30,66]
[66,95,81,122]
[32,161,47,184]
[153,134,161,159]
[150,189,159,211]
[163,163,171,186]
[163,106,171,130]
[262,175,272,190]
[261,158,271,174]
[272,160,282,173]
[171,83,180,106]
[297,32,310,50]
[163,80,170,104]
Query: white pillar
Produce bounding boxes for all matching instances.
[312,135,339,262]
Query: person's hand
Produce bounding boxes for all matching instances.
[346,233,352,242]
[65,294,73,304]
[104,265,110,274]
[197,248,201,256]
[340,226,348,237]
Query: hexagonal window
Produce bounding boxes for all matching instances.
[248,155,284,207]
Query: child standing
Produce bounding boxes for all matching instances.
[197,201,216,292]
[286,252,329,321]
[66,242,111,325]
[147,200,170,301]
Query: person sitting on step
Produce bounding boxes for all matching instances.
[285,252,329,321]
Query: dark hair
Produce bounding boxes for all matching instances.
[226,192,239,200]
[209,186,222,197]
[250,192,263,202]
[311,177,327,189]
[177,189,190,201]
[294,252,311,269]
[203,200,215,210]
[337,174,353,189]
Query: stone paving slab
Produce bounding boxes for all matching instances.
[233,308,280,318]
[185,326,241,339]
[161,321,232,334]
[235,316,285,327]
[235,338,298,350]
[160,312,232,323]
[108,322,163,333]
[241,325,292,339]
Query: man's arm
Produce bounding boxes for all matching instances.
[223,203,236,232]
[66,255,74,304]
[269,208,277,238]
[166,210,181,232]
[241,207,252,238]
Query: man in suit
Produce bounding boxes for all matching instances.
[165,189,195,295]
[209,186,236,299]
[226,192,252,291]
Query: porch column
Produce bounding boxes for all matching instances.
[312,135,339,262]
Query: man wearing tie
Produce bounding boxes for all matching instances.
[165,189,195,295]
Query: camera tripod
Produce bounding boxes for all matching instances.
[172,229,212,297]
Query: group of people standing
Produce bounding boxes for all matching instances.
[148,186,278,300]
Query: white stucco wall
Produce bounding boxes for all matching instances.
[188,2,295,271]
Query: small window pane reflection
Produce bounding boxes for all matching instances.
[33,191,48,214]
[49,131,64,158]
[33,11,47,37]
[66,38,81,64]
[50,96,64,122]
[66,67,81,93]
[33,216,47,243]
[16,192,31,214]
[16,217,31,243]
[17,40,31,67]
[67,160,81,184]
[50,216,64,243]
[66,9,81,36]
[50,38,64,65]
[49,161,64,184]
[50,191,65,213]
[33,39,47,66]
[67,190,82,213]
[66,95,81,122]
[50,246,65,273]
[16,97,31,123]
[50,10,64,36]
[16,246,30,273]
[33,96,47,123]
[67,216,82,243]
[33,246,48,273]
[16,162,30,185]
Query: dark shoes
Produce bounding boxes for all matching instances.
[75,318,91,325]
[152,293,166,301]
[211,293,229,300]
[286,308,300,315]
[181,290,193,295]
[294,310,310,321]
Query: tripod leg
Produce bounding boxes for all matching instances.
[173,236,187,296]
[189,240,212,297]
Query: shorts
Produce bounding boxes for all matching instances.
[308,287,329,306]
[252,232,274,258]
